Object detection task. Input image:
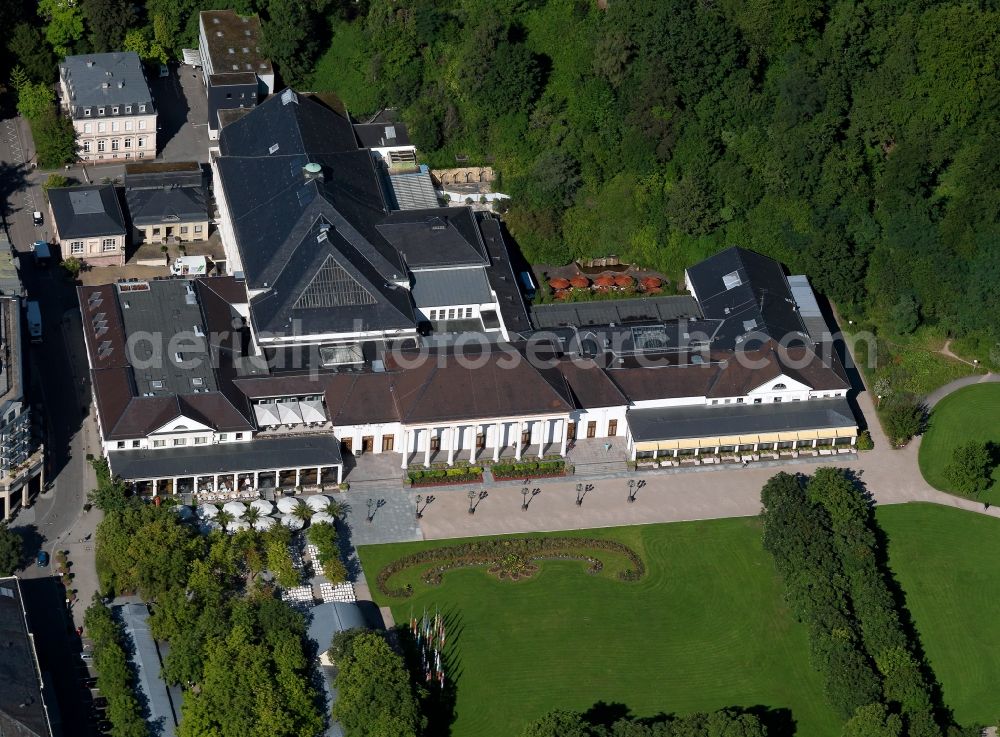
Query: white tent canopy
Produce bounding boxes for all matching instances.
[222,501,247,518]
[277,402,303,425]
[276,497,300,514]
[305,495,330,511]
[310,512,336,526]
[250,499,275,515]
[299,400,326,423]
[228,519,251,533]
[253,516,277,531]
[253,403,281,427]
[196,504,219,519]
[279,515,304,530]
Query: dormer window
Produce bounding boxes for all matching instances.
[112,106,119,114]
[126,105,132,113]
[84,108,92,116]
[98,107,105,115]
[139,104,146,113]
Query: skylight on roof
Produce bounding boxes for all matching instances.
[281,89,297,106]
[742,318,758,331]
[722,270,743,290]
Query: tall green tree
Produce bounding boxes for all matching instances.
[332,631,425,737]
[81,0,138,53]
[0,524,23,575]
[37,0,86,57]
[945,441,995,496]
[8,25,57,84]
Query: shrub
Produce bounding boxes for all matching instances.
[856,430,874,451]
[308,522,346,583]
[84,601,149,737]
[945,441,994,496]
[881,395,925,445]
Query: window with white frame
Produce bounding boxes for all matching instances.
[97,140,106,152]
[124,138,132,148]
[84,122,92,133]
[219,433,229,441]
[139,104,146,113]
[126,106,132,114]
[465,307,473,318]
[153,439,165,447]
[112,106,119,114]
[111,120,119,132]
[83,141,91,153]
[111,139,119,150]
[84,108,92,116]
[173,438,186,446]
[194,437,207,445]
[70,241,84,254]
[98,122,106,133]
[137,137,144,148]
[180,225,188,234]
[101,238,117,252]
[132,440,140,448]
[194,224,202,233]
[125,120,133,131]
[98,107,105,115]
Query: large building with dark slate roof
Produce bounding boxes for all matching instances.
[47,185,127,267]
[67,86,857,488]
[0,577,55,737]
[212,89,525,355]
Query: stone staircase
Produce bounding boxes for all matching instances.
[571,458,628,476]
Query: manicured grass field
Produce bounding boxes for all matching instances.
[918,383,1000,503]
[359,520,839,737]
[877,504,1000,728]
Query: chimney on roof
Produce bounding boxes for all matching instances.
[303,162,324,182]
[86,60,94,67]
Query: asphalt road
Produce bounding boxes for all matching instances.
[2,103,101,624]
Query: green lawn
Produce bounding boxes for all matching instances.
[918,383,1000,503]
[359,520,839,737]
[878,504,1000,728]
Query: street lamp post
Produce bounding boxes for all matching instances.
[467,490,476,514]
[627,479,637,504]
[415,494,423,519]
[575,483,583,506]
[521,487,529,511]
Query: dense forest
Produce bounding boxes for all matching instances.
[3,0,1000,370]
[312,0,1000,368]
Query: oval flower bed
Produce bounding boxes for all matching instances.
[376,536,646,598]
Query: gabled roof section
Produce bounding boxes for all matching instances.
[378,208,488,268]
[247,219,415,336]
[686,247,810,350]
[219,89,358,158]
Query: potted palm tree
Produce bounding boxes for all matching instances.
[216,509,234,531]
[291,501,313,524]
[323,498,345,519]
[243,506,262,529]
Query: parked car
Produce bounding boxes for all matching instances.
[159,64,169,78]
[32,211,43,226]
[36,550,49,567]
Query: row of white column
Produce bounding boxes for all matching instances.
[401,418,569,468]
[151,464,344,494]
[632,436,857,460]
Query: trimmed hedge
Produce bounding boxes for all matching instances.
[492,459,566,479]
[375,536,645,599]
[407,466,483,485]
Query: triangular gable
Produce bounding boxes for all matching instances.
[294,253,378,309]
[149,414,214,434]
[746,373,812,394]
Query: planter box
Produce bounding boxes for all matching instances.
[494,470,567,481]
[837,448,854,454]
[409,474,484,488]
[818,449,833,456]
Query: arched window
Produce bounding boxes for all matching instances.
[771,383,787,391]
